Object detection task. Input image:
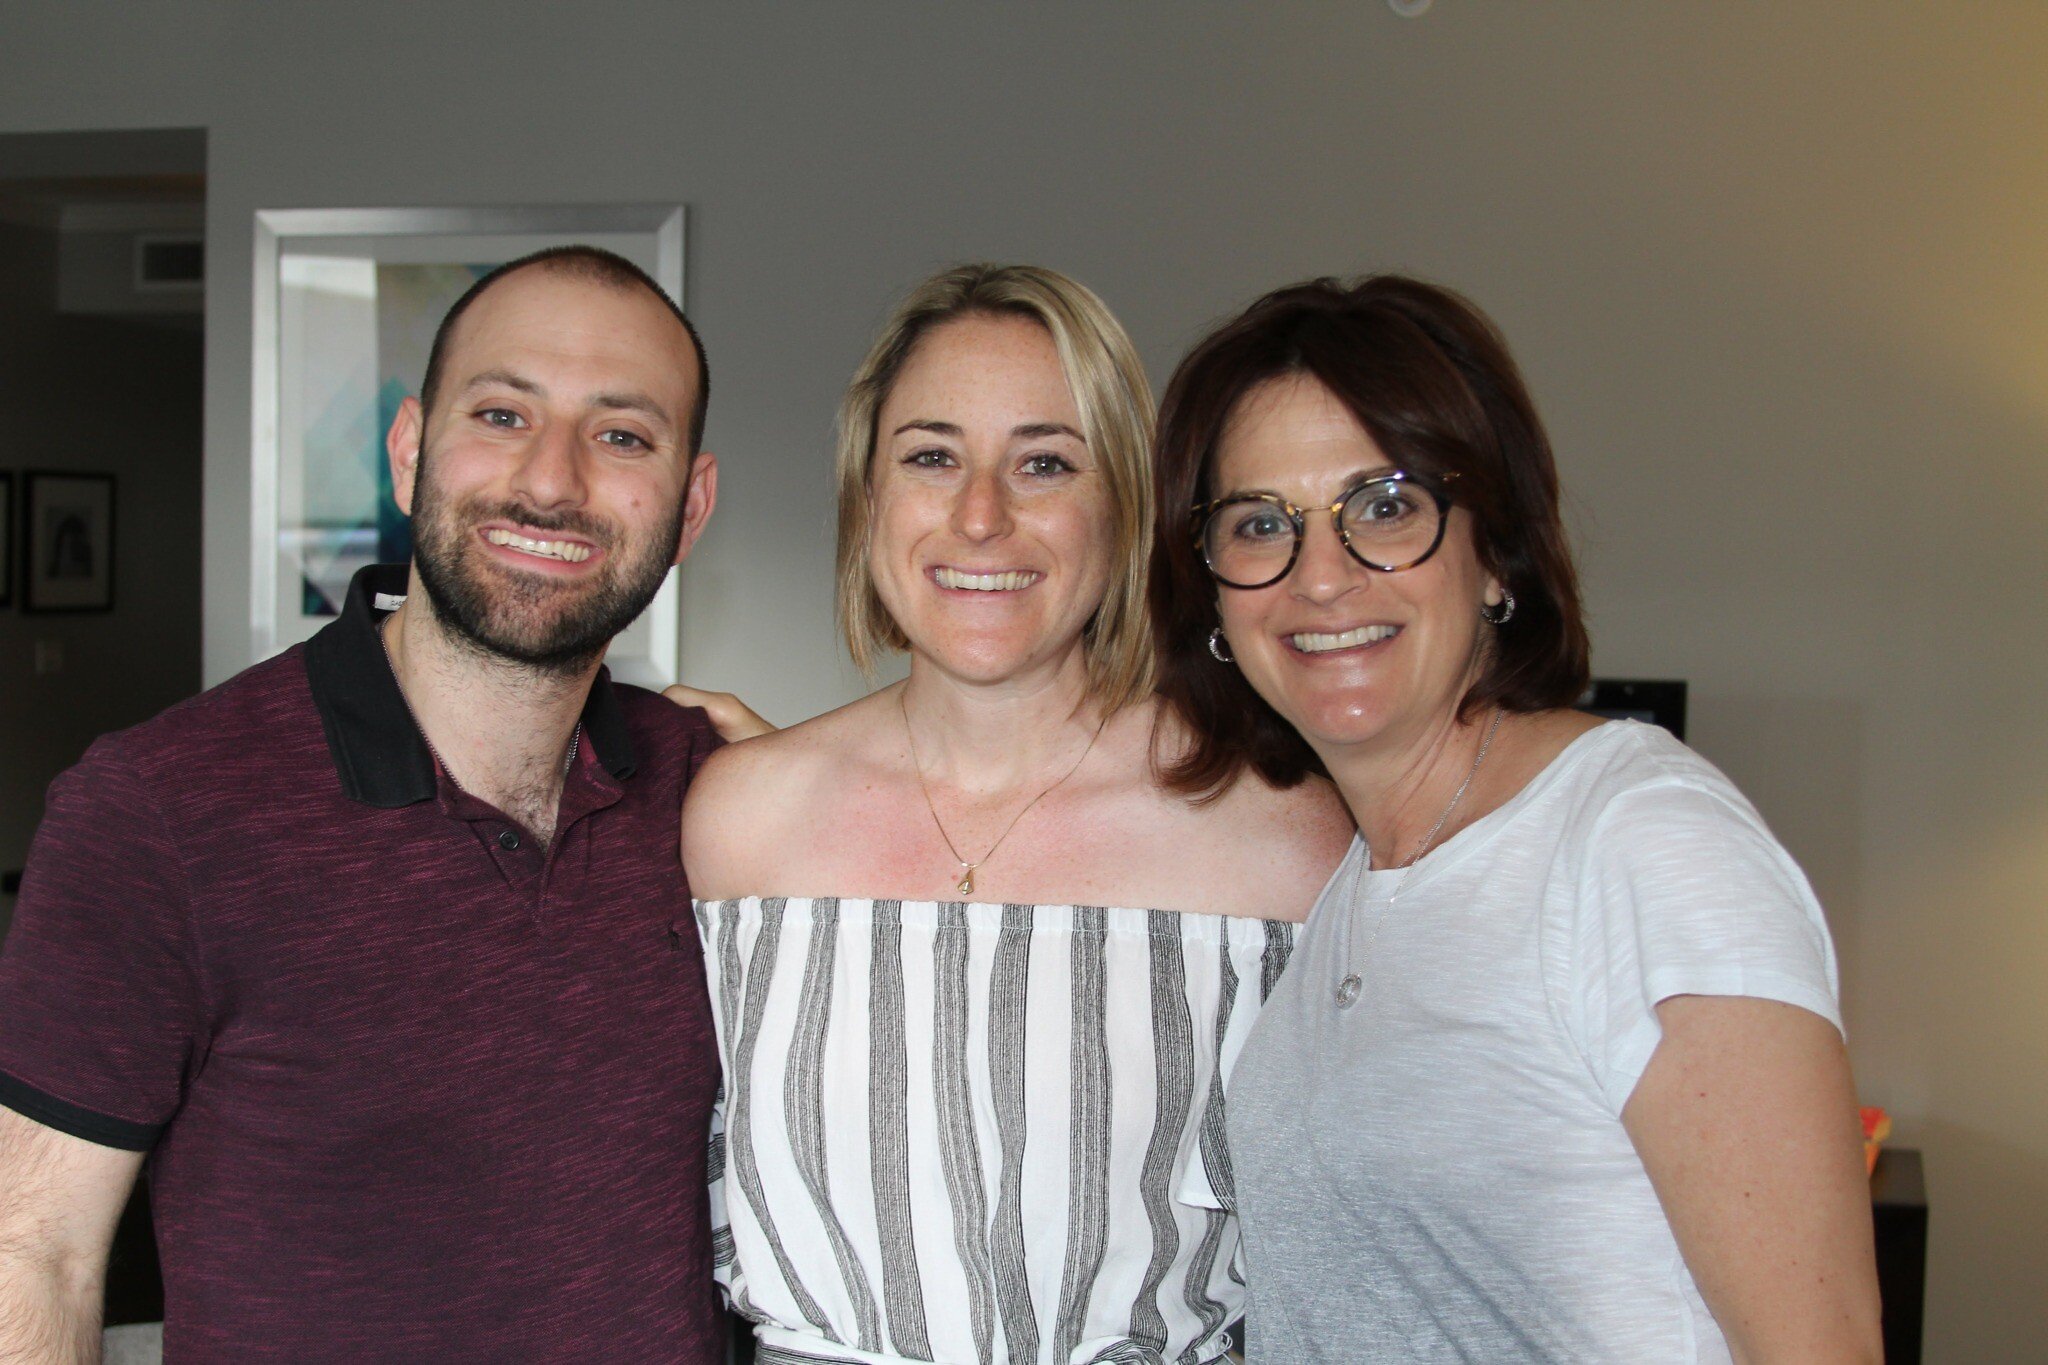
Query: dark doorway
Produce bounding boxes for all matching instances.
[0,125,207,1347]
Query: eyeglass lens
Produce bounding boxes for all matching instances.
[1201,477,1446,586]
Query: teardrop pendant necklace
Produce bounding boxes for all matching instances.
[900,687,1108,898]
[1334,707,1503,1010]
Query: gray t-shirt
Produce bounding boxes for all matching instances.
[1226,721,1841,1363]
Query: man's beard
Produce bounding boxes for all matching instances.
[409,455,684,677]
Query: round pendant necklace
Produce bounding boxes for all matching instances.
[900,688,1108,898]
[1334,707,1503,1010]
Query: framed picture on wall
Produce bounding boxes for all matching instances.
[22,471,116,613]
[0,471,12,608]
[250,204,687,684]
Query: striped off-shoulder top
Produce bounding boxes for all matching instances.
[694,896,1296,1365]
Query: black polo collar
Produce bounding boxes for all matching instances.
[304,564,638,808]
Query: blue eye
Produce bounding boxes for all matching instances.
[1350,486,1420,526]
[1231,508,1293,543]
[478,407,524,429]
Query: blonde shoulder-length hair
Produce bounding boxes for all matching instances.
[835,263,1157,714]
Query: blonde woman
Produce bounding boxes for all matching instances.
[683,265,1351,1365]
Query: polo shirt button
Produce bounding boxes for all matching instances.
[497,830,521,851]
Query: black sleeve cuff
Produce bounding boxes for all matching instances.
[0,1070,162,1152]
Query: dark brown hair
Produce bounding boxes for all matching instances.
[1150,274,1590,798]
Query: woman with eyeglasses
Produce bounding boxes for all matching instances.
[683,264,1352,1365]
[1149,276,1882,1362]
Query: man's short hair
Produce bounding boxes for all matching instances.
[416,245,711,455]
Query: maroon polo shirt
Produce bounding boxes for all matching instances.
[0,564,725,1361]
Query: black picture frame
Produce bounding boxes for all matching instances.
[22,471,116,614]
[0,471,13,609]
[1579,677,1687,741]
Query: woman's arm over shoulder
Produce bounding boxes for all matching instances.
[1624,996,1882,1363]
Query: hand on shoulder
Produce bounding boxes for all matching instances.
[661,684,776,743]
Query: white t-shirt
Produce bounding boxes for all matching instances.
[1225,720,1842,1363]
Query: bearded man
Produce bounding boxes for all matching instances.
[0,247,733,1362]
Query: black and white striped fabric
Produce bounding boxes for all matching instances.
[696,896,1295,1365]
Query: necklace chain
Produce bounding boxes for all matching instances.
[899,687,1108,898]
[1337,707,1504,1009]
[1382,706,1505,871]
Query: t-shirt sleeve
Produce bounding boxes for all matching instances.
[1569,775,1842,1116]
[0,742,204,1150]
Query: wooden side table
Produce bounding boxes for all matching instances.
[1871,1147,1928,1364]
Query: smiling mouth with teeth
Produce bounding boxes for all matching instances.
[933,567,1042,592]
[484,528,594,564]
[1291,624,1400,654]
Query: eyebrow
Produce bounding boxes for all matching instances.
[1214,464,1403,500]
[1013,421,1085,442]
[890,419,1087,443]
[460,369,677,434]
[461,368,542,398]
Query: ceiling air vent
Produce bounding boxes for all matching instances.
[134,234,203,292]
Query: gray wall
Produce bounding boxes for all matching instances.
[3,3,2045,1355]
[0,221,203,937]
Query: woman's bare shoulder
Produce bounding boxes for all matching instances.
[682,689,900,896]
[1096,700,1356,922]
[703,686,905,785]
[1192,759,1356,870]
[1173,771,1353,922]
[1145,700,1352,847]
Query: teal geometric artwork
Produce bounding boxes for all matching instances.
[294,261,489,615]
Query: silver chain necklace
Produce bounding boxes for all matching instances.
[900,687,1107,898]
[1334,707,1503,1010]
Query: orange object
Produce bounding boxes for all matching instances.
[1860,1106,1892,1175]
